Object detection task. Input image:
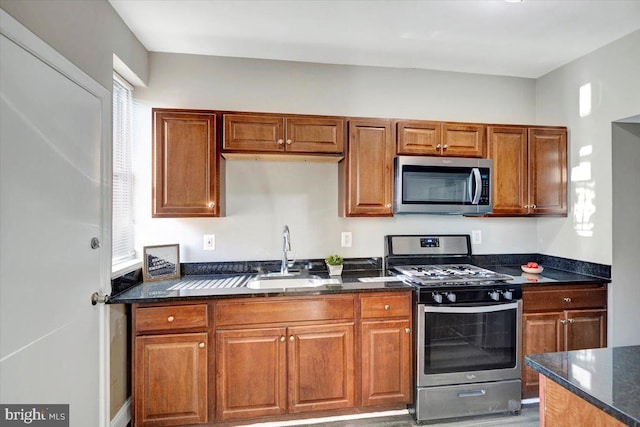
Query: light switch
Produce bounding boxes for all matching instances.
[203,234,215,250]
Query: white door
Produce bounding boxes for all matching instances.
[0,11,111,427]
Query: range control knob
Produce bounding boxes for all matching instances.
[432,292,443,304]
[503,289,514,300]
[446,292,457,303]
[488,290,500,301]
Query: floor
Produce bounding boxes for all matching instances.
[305,406,539,427]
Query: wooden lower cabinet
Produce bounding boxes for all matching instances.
[216,323,355,421]
[522,285,607,398]
[216,328,287,421]
[361,319,412,406]
[288,323,355,412]
[134,333,208,427]
[133,291,413,426]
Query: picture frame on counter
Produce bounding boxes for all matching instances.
[143,243,180,282]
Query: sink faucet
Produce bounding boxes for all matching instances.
[281,225,291,274]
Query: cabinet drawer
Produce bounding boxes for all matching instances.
[216,295,355,327]
[135,304,208,333]
[361,293,412,319]
[523,288,606,312]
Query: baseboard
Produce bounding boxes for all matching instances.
[110,397,131,427]
[237,409,409,426]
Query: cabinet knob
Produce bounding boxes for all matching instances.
[436,144,442,149]
[167,315,175,322]
[286,139,293,145]
[443,144,448,149]
[560,319,567,325]
[405,328,411,334]
[563,297,572,303]
[386,203,392,208]
[531,204,537,209]
[384,304,391,310]
[289,335,294,342]
[280,336,285,342]
[568,318,575,323]
[208,202,215,208]
[277,139,284,145]
[198,342,205,349]
[524,205,529,209]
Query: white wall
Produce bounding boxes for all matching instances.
[611,122,640,346]
[535,30,640,265]
[133,53,539,262]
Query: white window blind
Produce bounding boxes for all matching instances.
[112,73,135,265]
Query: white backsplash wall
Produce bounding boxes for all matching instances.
[132,54,540,262]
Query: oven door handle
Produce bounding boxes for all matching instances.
[422,301,519,314]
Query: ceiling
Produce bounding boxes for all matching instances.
[109,0,640,79]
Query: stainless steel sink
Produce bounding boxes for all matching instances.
[246,275,340,289]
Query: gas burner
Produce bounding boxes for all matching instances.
[393,264,513,285]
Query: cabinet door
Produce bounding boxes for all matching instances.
[287,323,355,413]
[487,126,529,215]
[223,114,285,152]
[528,128,567,215]
[153,110,219,217]
[522,312,563,397]
[343,119,395,216]
[396,120,441,155]
[361,320,412,406]
[285,117,344,153]
[134,333,208,427]
[215,328,287,421]
[565,309,607,351]
[442,123,485,157]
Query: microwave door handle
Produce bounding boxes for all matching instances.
[471,168,482,204]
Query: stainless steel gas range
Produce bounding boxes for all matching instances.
[385,234,522,424]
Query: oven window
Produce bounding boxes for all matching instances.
[423,307,516,374]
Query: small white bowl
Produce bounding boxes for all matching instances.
[521,265,544,274]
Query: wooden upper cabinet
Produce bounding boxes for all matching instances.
[397,120,441,155]
[488,126,567,216]
[441,123,485,157]
[342,119,395,217]
[529,128,567,215]
[487,126,529,215]
[397,121,484,157]
[223,114,284,152]
[223,114,344,154]
[152,109,221,217]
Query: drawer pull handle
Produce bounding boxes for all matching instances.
[167,316,175,322]
[457,390,486,398]
[384,304,391,310]
[280,336,285,342]
[198,342,205,349]
[563,297,572,303]
[405,328,411,334]
[560,319,567,325]
[289,336,294,342]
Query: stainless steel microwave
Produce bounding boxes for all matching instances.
[394,156,493,215]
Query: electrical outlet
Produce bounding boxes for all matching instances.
[203,234,215,250]
[341,231,352,248]
[471,230,482,245]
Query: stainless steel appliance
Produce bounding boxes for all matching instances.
[385,234,522,424]
[394,156,492,215]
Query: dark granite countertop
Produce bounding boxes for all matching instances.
[109,255,610,304]
[491,265,610,287]
[109,269,412,304]
[526,346,640,426]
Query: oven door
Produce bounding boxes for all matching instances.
[416,300,522,387]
